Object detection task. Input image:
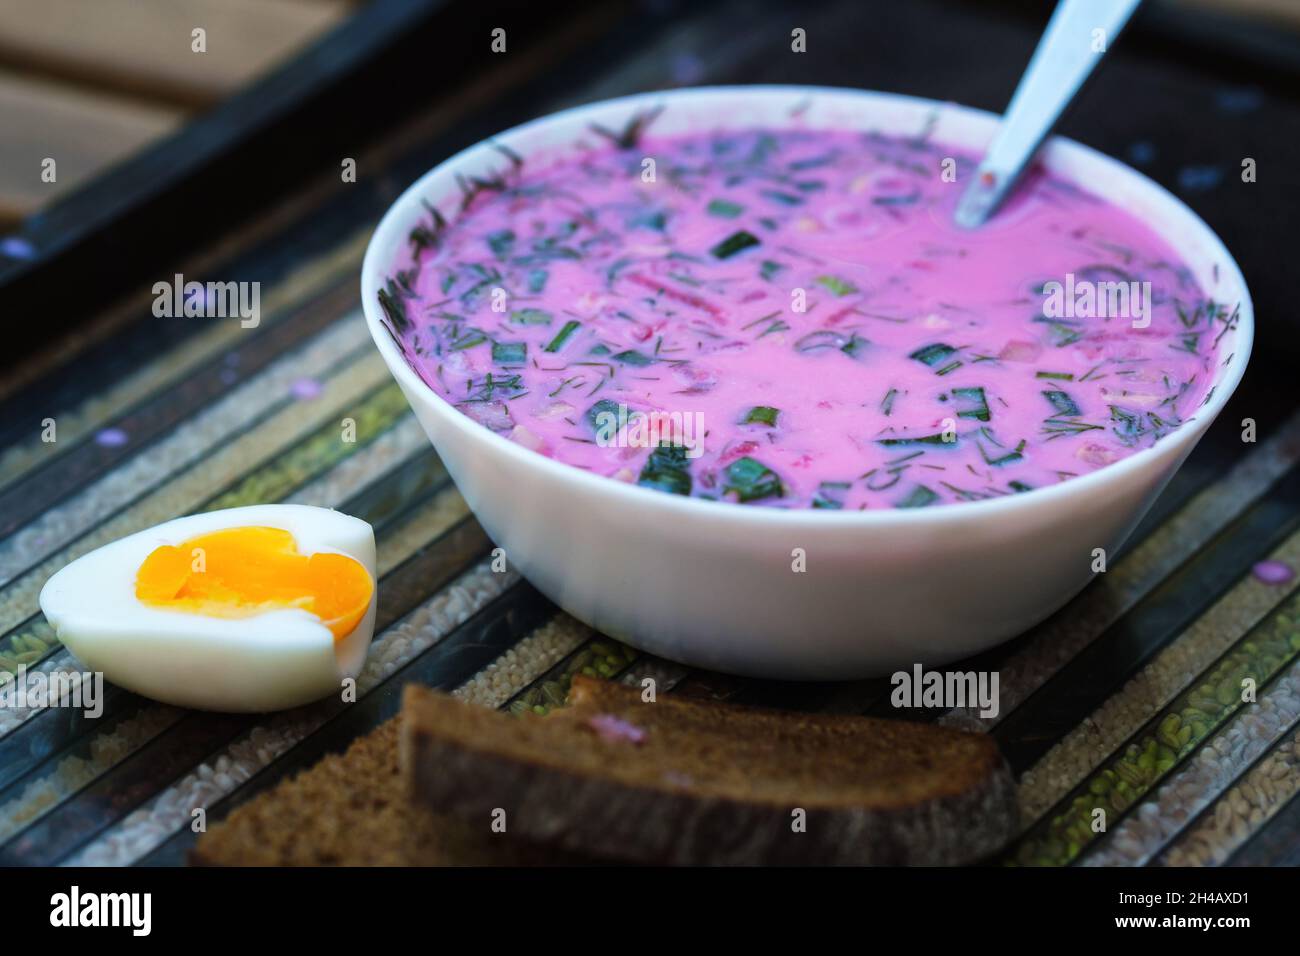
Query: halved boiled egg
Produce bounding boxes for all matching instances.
[39,504,377,713]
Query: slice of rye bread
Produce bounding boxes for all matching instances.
[191,716,589,866]
[401,676,1018,866]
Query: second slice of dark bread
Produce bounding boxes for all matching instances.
[401,676,1016,865]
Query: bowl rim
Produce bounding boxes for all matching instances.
[360,84,1254,529]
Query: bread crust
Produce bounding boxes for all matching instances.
[401,677,1017,865]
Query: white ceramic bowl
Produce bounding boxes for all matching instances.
[361,86,1252,680]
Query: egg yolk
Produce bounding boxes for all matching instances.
[135,526,373,640]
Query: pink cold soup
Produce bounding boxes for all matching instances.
[378,126,1233,510]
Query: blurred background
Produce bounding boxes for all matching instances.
[0,0,1290,226]
[0,0,1291,226]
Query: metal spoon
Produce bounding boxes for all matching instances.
[954,0,1143,229]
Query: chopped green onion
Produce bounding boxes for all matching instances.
[544,320,581,353]
[612,349,653,366]
[952,386,990,421]
[910,343,958,369]
[978,436,1026,467]
[815,275,858,297]
[377,287,410,334]
[1042,417,1105,439]
[510,308,553,325]
[743,406,780,426]
[1042,390,1081,416]
[628,209,667,231]
[873,191,921,206]
[896,485,939,508]
[710,230,761,259]
[638,443,692,496]
[450,330,489,351]
[759,189,803,206]
[1034,317,1083,347]
[812,481,850,510]
[1110,405,1145,444]
[788,154,835,171]
[707,199,745,218]
[491,341,527,364]
[877,433,955,447]
[586,398,623,436]
[723,456,784,502]
[486,229,515,257]
[841,334,870,359]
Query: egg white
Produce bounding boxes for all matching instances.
[38,504,378,713]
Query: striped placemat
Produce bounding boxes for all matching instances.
[0,232,1294,867]
[2,0,1293,869]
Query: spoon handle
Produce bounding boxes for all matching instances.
[954,0,1143,229]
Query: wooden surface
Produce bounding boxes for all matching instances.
[0,70,181,223]
[0,0,354,227]
[1176,0,1300,27]
[0,0,350,104]
[0,0,1295,869]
